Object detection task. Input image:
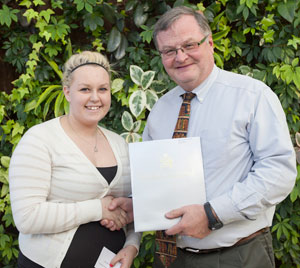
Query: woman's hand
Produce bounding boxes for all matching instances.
[101,197,133,231]
[109,245,137,268]
[101,196,127,230]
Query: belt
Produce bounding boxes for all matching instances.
[181,227,269,254]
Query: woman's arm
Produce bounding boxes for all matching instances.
[9,127,126,234]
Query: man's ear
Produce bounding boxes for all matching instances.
[63,86,71,102]
[208,35,214,48]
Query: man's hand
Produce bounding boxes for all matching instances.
[165,204,211,239]
[101,197,133,231]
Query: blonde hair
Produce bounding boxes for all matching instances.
[62,51,111,88]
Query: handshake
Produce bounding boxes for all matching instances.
[100,196,133,231]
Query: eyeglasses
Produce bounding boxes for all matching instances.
[159,35,209,59]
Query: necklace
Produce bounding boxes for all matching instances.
[66,116,99,153]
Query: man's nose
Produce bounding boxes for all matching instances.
[175,48,188,62]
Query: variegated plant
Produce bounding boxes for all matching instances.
[128,65,158,118]
[120,111,142,143]
[112,65,167,143]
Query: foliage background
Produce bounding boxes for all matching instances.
[0,0,299,267]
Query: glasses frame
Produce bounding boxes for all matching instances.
[159,35,209,59]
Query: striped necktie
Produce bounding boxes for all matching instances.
[155,92,196,267]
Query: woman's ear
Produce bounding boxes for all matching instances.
[63,86,71,102]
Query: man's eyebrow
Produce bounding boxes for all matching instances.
[161,38,197,49]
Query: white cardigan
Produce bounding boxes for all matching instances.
[9,117,140,268]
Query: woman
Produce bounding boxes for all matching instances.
[9,51,140,268]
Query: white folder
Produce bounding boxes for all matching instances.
[129,137,206,232]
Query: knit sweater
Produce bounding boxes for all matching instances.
[9,117,140,268]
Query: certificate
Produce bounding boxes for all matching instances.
[129,137,206,232]
[94,247,121,268]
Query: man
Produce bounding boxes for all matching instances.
[141,6,297,268]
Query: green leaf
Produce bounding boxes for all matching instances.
[0,234,10,248]
[214,53,224,69]
[134,4,148,27]
[260,15,275,32]
[282,225,290,239]
[129,90,146,118]
[293,67,300,89]
[1,184,9,197]
[19,0,32,8]
[101,2,116,24]
[121,132,141,143]
[174,0,185,7]
[107,27,121,53]
[151,80,167,94]
[23,8,39,23]
[43,90,60,119]
[85,2,93,13]
[83,12,104,31]
[35,85,61,112]
[12,122,25,137]
[74,0,84,11]
[63,96,69,115]
[290,185,300,202]
[295,132,300,147]
[40,53,62,79]
[121,111,134,131]
[145,90,158,111]
[212,29,230,41]
[277,0,296,23]
[132,120,141,132]
[0,5,19,27]
[0,105,5,123]
[32,41,43,52]
[236,3,245,14]
[140,25,153,43]
[26,60,37,70]
[287,35,300,50]
[263,29,275,43]
[141,70,155,90]
[40,9,55,23]
[54,90,65,117]
[277,225,282,240]
[33,0,45,6]
[111,78,124,94]
[114,34,128,60]
[0,156,10,169]
[130,65,143,86]
[45,43,61,57]
[133,257,140,268]
[210,11,225,30]
[40,30,52,41]
[243,7,249,20]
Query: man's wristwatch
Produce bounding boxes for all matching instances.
[204,202,223,231]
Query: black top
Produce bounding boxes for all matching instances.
[18,166,126,268]
[96,166,117,184]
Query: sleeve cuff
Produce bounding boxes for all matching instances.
[210,195,246,225]
[77,199,102,224]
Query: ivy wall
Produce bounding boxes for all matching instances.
[0,0,300,267]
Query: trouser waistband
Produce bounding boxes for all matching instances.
[181,227,269,254]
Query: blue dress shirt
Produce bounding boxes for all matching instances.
[142,65,297,249]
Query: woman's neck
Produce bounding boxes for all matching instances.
[66,115,98,137]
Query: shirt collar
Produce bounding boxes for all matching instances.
[176,65,219,103]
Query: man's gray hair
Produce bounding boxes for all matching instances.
[153,6,212,49]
